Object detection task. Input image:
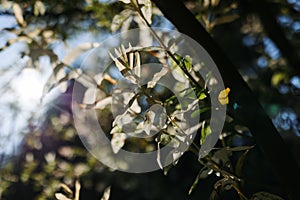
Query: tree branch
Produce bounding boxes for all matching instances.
[151,0,300,199]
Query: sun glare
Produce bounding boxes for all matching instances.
[12,68,44,110]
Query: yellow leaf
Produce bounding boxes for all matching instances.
[218,88,230,105]
[271,72,287,86]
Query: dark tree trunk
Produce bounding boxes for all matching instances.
[151,0,300,199]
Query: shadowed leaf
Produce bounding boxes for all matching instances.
[251,192,284,200]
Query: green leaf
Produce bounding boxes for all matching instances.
[191,107,210,118]
[200,122,211,145]
[156,133,179,147]
[183,55,192,72]
[169,54,187,82]
[170,54,182,67]
[198,92,207,100]
[156,133,172,145]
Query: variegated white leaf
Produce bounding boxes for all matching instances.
[156,142,163,169]
[111,133,126,154]
[33,1,46,16]
[55,193,72,200]
[100,186,111,200]
[94,97,112,110]
[82,88,97,104]
[147,67,168,88]
[112,112,134,128]
[119,0,131,3]
[140,0,152,24]
[133,51,141,77]
[13,3,25,26]
[111,9,134,32]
